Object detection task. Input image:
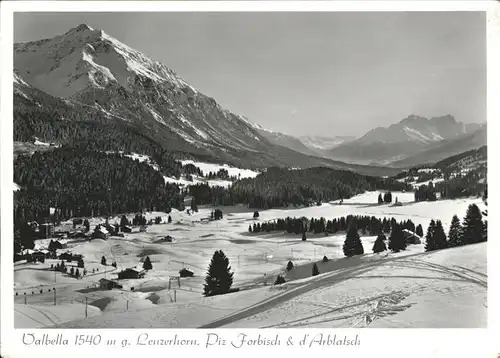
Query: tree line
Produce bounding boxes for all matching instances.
[248,214,422,239]
[187,167,411,209]
[14,148,184,225]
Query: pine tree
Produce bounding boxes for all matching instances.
[203,250,234,297]
[84,219,90,232]
[101,256,107,266]
[253,211,259,219]
[378,193,383,204]
[70,267,75,276]
[143,256,153,270]
[168,215,172,223]
[248,225,252,233]
[424,220,437,252]
[343,223,364,257]
[322,255,329,262]
[274,275,286,285]
[75,268,80,278]
[120,215,129,227]
[286,261,294,271]
[190,197,198,213]
[416,224,424,238]
[372,234,387,253]
[434,220,448,250]
[388,223,406,252]
[462,204,485,244]
[312,263,320,276]
[448,215,463,247]
[77,258,84,268]
[302,230,307,241]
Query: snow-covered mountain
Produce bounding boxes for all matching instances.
[14,24,402,176]
[390,124,487,167]
[299,135,356,151]
[327,115,485,166]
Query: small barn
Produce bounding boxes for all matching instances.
[98,278,123,290]
[179,268,194,278]
[121,226,133,233]
[118,267,146,280]
[92,226,109,240]
[403,229,422,245]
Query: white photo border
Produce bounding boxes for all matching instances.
[1,2,499,358]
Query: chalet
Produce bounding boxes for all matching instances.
[92,225,109,240]
[179,268,194,278]
[105,224,119,236]
[121,226,133,233]
[402,229,422,245]
[31,251,47,262]
[118,267,146,280]
[69,231,87,239]
[98,278,123,290]
[58,252,83,262]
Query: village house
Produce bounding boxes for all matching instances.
[118,267,146,280]
[121,226,133,233]
[98,278,123,290]
[92,225,109,240]
[179,268,194,278]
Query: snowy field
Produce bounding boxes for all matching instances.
[13,191,486,328]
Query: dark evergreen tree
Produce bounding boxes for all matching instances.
[462,204,485,244]
[302,230,307,241]
[101,256,107,266]
[322,255,329,262]
[388,223,406,252]
[253,211,260,219]
[448,215,463,247]
[84,219,90,232]
[75,268,80,278]
[372,234,387,253]
[70,267,75,276]
[203,250,234,297]
[248,225,252,233]
[168,215,172,223]
[416,224,424,237]
[378,193,383,204]
[343,223,364,257]
[434,220,448,250]
[190,197,198,213]
[274,275,286,285]
[312,263,320,276]
[77,258,84,268]
[143,256,153,270]
[286,261,294,271]
[424,220,437,252]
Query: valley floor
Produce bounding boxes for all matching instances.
[13,191,487,329]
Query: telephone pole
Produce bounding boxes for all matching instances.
[85,296,88,318]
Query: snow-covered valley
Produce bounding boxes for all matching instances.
[13,191,486,329]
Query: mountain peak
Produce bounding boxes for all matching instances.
[399,114,427,124]
[66,24,94,35]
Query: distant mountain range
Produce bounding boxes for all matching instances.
[13,24,486,175]
[325,115,486,166]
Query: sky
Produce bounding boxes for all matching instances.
[14,12,486,137]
